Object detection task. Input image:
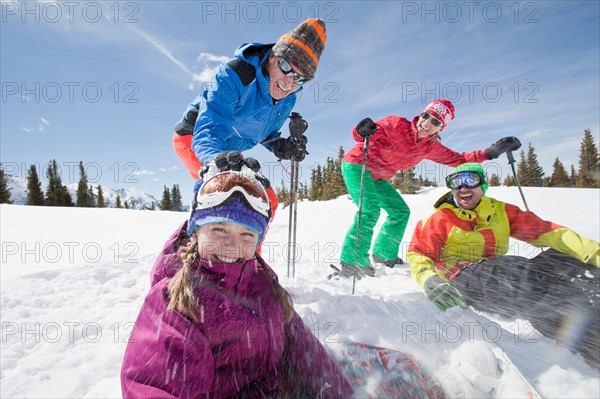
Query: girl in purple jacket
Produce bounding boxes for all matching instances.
[120,164,353,398]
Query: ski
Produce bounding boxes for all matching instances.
[492,346,543,399]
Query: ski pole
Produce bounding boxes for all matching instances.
[352,134,370,295]
[286,113,308,278]
[287,159,299,277]
[506,150,529,211]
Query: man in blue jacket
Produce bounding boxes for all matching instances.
[173,19,327,215]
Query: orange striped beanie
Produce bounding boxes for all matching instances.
[272,19,326,80]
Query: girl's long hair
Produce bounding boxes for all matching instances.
[167,230,294,323]
[167,233,202,322]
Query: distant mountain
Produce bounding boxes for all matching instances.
[4,174,28,205]
[4,174,162,210]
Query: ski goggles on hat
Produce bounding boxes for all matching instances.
[420,112,442,127]
[278,57,310,86]
[446,171,485,190]
[195,172,271,219]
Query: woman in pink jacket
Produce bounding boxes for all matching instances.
[121,161,353,398]
[336,99,520,278]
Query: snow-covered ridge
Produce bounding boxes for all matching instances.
[4,174,161,210]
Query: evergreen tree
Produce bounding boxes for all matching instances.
[525,143,545,186]
[416,175,437,187]
[298,182,309,201]
[308,165,323,201]
[88,184,96,207]
[276,179,290,207]
[124,201,130,209]
[115,195,123,208]
[503,175,515,186]
[96,185,105,208]
[392,168,419,194]
[516,150,529,185]
[160,185,172,210]
[549,157,571,187]
[170,184,183,211]
[576,128,600,187]
[0,168,13,204]
[488,174,501,186]
[570,165,577,186]
[76,161,94,207]
[321,156,342,200]
[329,147,347,198]
[516,144,544,186]
[541,176,552,187]
[45,160,73,206]
[26,165,44,205]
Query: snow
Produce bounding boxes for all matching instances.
[1,186,599,398]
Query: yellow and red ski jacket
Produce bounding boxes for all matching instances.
[408,194,600,288]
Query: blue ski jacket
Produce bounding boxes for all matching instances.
[176,43,299,164]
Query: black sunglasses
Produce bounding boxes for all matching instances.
[421,112,442,127]
[277,58,310,86]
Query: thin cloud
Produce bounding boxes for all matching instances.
[132,169,155,176]
[191,52,230,87]
[159,166,181,172]
[124,24,194,78]
[21,118,50,133]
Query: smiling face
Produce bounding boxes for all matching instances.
[195,222,259,263]
[453,185,484,210]
[416,113,443,139]
[267,55,304,100]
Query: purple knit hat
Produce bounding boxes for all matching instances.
[187,194,268,240]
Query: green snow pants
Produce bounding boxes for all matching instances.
[340,161,410,267]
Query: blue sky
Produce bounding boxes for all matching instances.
[1,0,599,204]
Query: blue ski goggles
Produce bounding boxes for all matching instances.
[446,171,485,190]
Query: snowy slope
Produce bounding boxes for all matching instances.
[1,187,599,398]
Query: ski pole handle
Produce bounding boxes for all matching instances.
[506,150,516,165]
[289,112,308,140]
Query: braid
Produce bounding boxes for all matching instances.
[167,235,201,322]
[257,255,295,323]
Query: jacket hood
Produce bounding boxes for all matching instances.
[234,42,274,68]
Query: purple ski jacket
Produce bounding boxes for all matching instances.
[121,222,353,398]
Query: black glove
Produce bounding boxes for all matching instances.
[424,276,467,311]
[272,136,308,162]
[355,117,378,138]
[486,136,522,160]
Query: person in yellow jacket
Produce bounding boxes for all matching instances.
[408,162,600,368]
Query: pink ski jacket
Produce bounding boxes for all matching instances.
[121,222,353,399]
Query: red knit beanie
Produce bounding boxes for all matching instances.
[424,99,455,128]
